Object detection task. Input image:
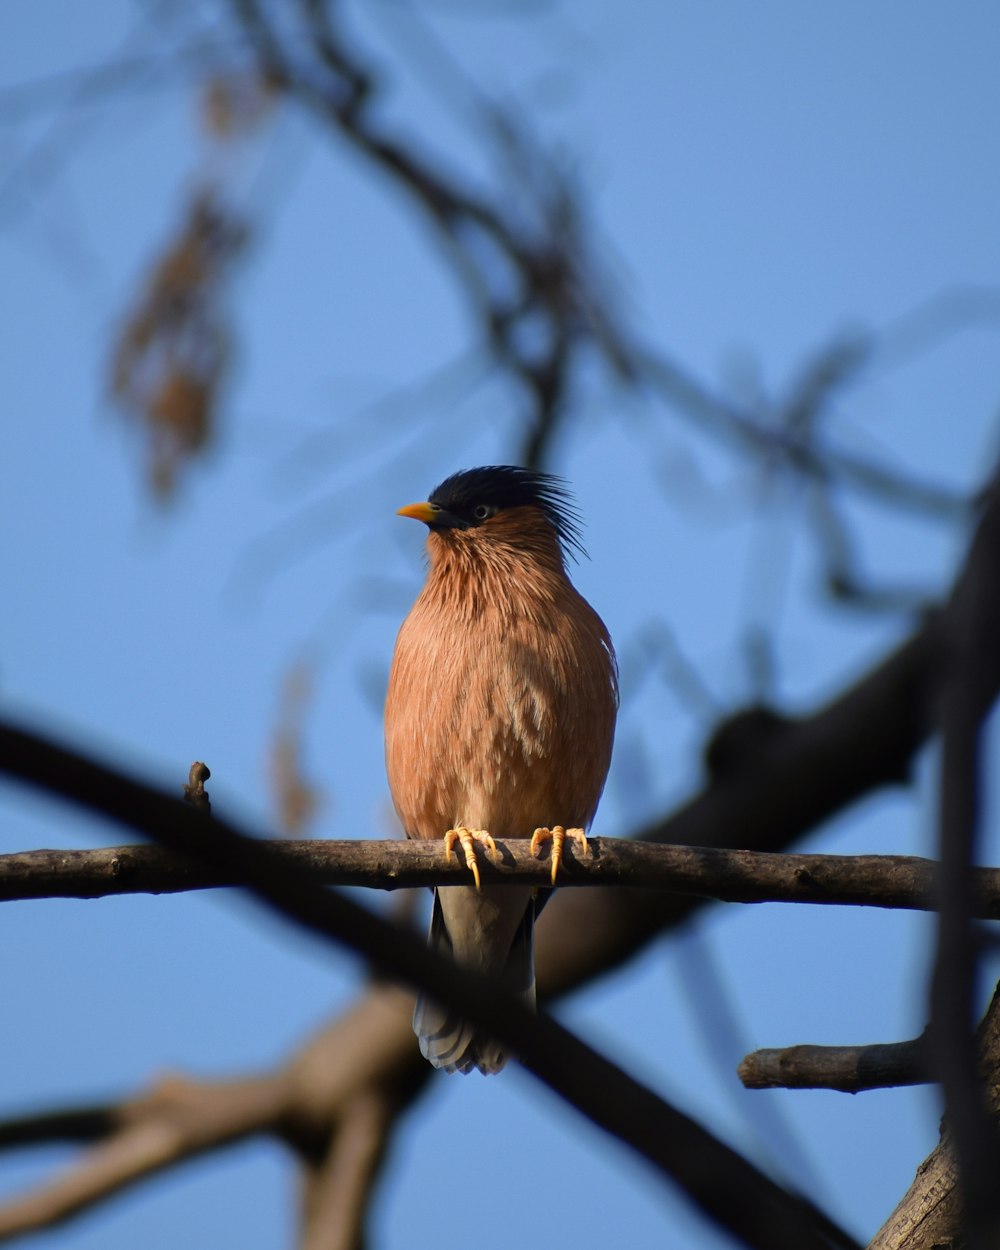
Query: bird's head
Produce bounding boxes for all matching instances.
[397,465,585,568]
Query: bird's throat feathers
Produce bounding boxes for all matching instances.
[423,507,569,617]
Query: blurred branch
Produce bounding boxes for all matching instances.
[0,1072,287,1240]
[6,838,1000,915]
[0,984,427,1250]
[0,1106,118,1150]
[230,0,630,471]
[868,284,1000,377]
[269,663,322,836]
[297,1087,400,1250]
[739,1035,929,1093]
[226,1,976,524]
[0,40,229,124]
[635,346,970,521]
[929,471,1000,1248]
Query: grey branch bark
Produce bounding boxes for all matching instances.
[5,838,1000,916]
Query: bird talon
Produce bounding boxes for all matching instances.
[531,825,588,884]
[443,827,496,891]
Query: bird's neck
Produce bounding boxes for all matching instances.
[424,529,569,620]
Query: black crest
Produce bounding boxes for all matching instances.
[428,465,585,560]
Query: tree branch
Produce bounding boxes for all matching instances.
[739,1035,929,1093]
[0,984,428,1247]
[6,837,1000,915]
[869,985,1000,1250]
[0,1106,119,1150]
[0,1073,287,1238]
[929,471,1000,1248]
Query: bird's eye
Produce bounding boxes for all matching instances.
[473,504,495,521]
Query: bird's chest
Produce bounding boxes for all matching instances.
[385,606,577,836]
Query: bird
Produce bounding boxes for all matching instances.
[384,465,617,1074]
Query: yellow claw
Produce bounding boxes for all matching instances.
[530,825,589,884]
[443,827,498,891]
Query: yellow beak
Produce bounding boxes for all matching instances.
[397,501,438,523]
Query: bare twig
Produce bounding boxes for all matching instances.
[182,760,212,813]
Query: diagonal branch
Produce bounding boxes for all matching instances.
[0,1073,287,1238]
[0,984,428,1247]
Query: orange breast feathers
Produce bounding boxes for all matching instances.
[384,509,618,845]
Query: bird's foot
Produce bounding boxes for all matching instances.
[443,827,498,891]
[530,825,588,884]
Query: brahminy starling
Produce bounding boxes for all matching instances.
[385,465,617,1074]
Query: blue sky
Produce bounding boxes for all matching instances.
[3,3,1000,1247]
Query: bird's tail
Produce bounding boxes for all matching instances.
[413,891,535,1075]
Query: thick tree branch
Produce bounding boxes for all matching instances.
[6,838,1000,916]
[869,986,1000,1250]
